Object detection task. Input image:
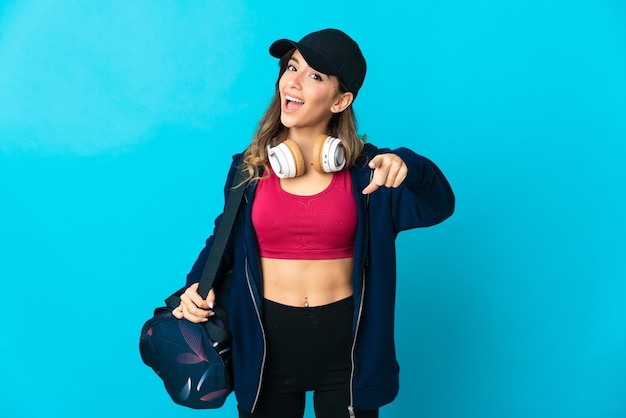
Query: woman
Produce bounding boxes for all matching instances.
[172,29,455,418]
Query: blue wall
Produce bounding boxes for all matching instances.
[1,1,625,417]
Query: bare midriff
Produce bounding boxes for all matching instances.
[261,257,354,307]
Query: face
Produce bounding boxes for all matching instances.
[278,50,353,136]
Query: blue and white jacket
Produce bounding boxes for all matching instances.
[185,143,455,414]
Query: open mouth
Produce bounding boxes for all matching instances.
[285,94,304,111]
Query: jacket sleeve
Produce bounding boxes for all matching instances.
[184,153,243,288]
[372,145,455,232]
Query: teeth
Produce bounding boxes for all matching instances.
[285,95,304,104]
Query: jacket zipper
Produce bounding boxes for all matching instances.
[348,168,372,417]
[242,184,268,413]
[245,257,266,412]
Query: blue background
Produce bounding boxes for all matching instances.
[1,1,625,417]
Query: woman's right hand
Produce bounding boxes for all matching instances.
[171,283,216,323]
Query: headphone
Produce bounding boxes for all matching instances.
[267,135,346,178]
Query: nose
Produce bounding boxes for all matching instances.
[287,71,303,88]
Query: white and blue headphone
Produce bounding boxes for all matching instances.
[267,135,346,179]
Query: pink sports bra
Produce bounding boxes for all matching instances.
[251,168,357,260]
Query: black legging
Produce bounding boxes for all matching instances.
[237,296,378,418]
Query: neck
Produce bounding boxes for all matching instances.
[286,128,327,163]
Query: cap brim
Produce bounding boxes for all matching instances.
[269,39,339,77]
[269,39,298,59]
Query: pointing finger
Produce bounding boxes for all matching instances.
[362,180,379,194]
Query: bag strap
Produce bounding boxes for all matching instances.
[197,162,247,298]
[165,159,247,307]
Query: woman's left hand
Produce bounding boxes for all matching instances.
[362,153,408,194]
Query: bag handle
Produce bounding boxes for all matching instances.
[166,159,247,307]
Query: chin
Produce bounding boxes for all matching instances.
[280,115,295,129]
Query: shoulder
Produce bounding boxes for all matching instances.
[357,142,410,165]
[231,151,246,166]
[362,142,381,158]
[354,143,383,166]
[360,142,426,167]
[219,151,248,191]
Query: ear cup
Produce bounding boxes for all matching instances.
[312,135,346,174]
[267,139,305,178]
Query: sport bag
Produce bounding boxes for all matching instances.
[139,162,246,409]
[139,283,233,409]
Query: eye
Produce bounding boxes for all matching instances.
[310,73,323,81]
[287,64,297,72]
